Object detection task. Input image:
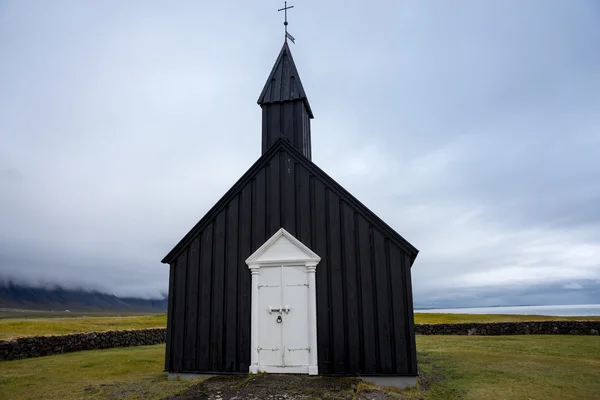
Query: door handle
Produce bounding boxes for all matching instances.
[269,306,291,314]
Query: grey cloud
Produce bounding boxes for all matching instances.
[1,1,599,305]
[415,279,600,309]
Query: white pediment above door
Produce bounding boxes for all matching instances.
[246,228,321,267]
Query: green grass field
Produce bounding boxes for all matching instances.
[414,312,600,324]
[1,312,599,340]
[0,315,167,340]
[1,336,599,400]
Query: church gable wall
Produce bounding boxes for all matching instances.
[165,145,417,376]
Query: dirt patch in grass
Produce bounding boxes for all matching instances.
[163,374,389,399]
[415,352,445,392]
[163,371,441,400]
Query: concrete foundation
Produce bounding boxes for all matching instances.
[168,372,214,381]
[361,375,418,389]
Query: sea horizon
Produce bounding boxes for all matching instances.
[415,304,600,316]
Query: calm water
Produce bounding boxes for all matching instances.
[415,304,600,316]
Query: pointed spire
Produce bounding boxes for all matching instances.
[258,42,313,118]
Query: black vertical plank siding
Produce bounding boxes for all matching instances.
[183,238,200,371]
[238,185,253,371]
[253,171,266,249]
[312,178,331,373]
[283,102,295,146]
[283,153,296,234]
[172,250,188,371]
[296,164,311,246]
[327,190,346,374]
[385,240,397,370]
[197,224,213,370]
[261,107,269,154]
[373,230,393,373]
[269,103,282,146]
[165,263,176,371]
[357,215,377,373]
[293,102,303,152]
[281,55,291,101]
[404,254,418,375]
[341,203,360,372]
[305,111,311,159]
[267,157,280,234]
[224,196,239,371]
[211,209,227,371]
[164,141,417,376]
[389,243,408,373]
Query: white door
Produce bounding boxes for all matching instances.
[257,265,310,373]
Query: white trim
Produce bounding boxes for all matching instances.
[246,228,320,376]
[258,365,310,374]
[246,228,321,266]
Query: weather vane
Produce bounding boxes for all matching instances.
[278,1,295,44]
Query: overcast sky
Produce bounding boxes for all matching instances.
[1,1,599,307]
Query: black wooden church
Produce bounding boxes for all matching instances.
[162,39,419,384]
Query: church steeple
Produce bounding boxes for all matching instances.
[258,42,314,160]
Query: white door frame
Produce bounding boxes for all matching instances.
[246,228,320,375]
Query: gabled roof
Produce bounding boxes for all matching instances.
[161,138,419,265]
[257,42,314,118]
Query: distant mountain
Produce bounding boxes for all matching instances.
[0,283,168,313]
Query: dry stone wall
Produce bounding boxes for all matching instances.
[0,328,165,361]
[415,321,600,336]
[1,322,599,361]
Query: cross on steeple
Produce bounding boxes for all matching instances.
[278,1,295,43]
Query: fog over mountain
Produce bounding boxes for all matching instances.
[1,1,599,307]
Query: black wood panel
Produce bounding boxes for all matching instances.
[283,102,295,147]
[389,243,408,373]
[357,215,377,373]
[312,178,331,372]
[304,110,312,159]
[404,254,418,375]
[164,263,176,371]
[183,238,200,371]
[293,101,302,151]
[267,157,280,234]
[224,197,239,371]
[327,190,346,374]
[172,250,188,371]
[253,170,266,249]
[237,185,253,371]
[261,107,269,154]
[384,239,397,370]
[372,230,393,373]
[296,164,311,246]
[210,209,227,371]
[283,152,296,234]
[197,224,213,370]
[268,103,281,149]
[341,202,360,372]
[281,53,291,102]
